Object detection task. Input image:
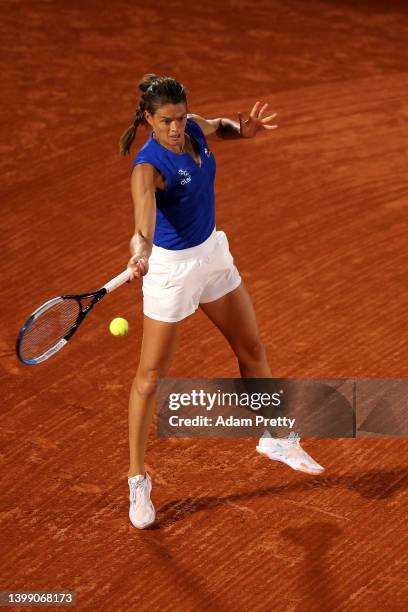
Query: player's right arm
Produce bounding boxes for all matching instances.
[127,163,157,281]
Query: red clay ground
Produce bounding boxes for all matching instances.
[1,0,408,610]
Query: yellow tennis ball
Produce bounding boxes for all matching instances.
[109,317,129,336]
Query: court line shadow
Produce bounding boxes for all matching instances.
[156,468,407,529]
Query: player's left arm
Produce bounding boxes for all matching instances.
[188,102,278,140]
[187,113,222,139]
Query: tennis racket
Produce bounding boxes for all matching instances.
[16,268,132,366]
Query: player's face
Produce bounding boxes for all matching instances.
[145,102,188,151]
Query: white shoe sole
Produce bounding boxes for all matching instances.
[256,445,325,475]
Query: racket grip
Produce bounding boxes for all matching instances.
[103,268,132,293]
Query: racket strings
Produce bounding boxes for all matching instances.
[19,299,81,361]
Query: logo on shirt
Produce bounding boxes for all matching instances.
[178,168,192,185]
[204,147,211,158]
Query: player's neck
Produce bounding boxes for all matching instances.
[152,131,186,154]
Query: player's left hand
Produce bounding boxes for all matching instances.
[238,102,278,138]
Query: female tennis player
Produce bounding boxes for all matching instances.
[120,74,324,529]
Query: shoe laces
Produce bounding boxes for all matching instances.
[274,433,301,456]
[276,432,300,447]
[287,432,300,445]
[129,475,147,503]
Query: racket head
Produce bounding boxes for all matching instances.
[15,267,130,366]
[16,296,82,365]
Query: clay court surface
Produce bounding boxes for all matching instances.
[2,0,408,609]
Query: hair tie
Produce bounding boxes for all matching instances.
[146,79,159,93]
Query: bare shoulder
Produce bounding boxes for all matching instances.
[187,113,221,138]
[131,162,165,191]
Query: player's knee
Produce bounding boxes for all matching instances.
[136,367,162,397]
[237,338,267,365]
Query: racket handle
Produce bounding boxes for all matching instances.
[103,268,132,293]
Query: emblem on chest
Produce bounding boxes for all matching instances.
[178,168,192,185]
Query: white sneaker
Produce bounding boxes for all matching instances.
[128,472,156,529]
[256,431,325,475]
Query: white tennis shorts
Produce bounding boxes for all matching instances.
[142,228,242,322]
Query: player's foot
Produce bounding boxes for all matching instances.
[128,472,155,529]
[256,431,325,475]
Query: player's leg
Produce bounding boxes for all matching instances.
[127,315,180,529]
[199,283,324,474]
[200,282,271,377]
[128,314,180,478]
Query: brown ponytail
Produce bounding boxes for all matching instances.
[119,73,188,156]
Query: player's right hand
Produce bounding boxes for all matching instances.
[126,255,149,282]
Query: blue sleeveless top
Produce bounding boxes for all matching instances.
[132,117,216,250]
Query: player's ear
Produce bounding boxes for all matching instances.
[144,111,153,128]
